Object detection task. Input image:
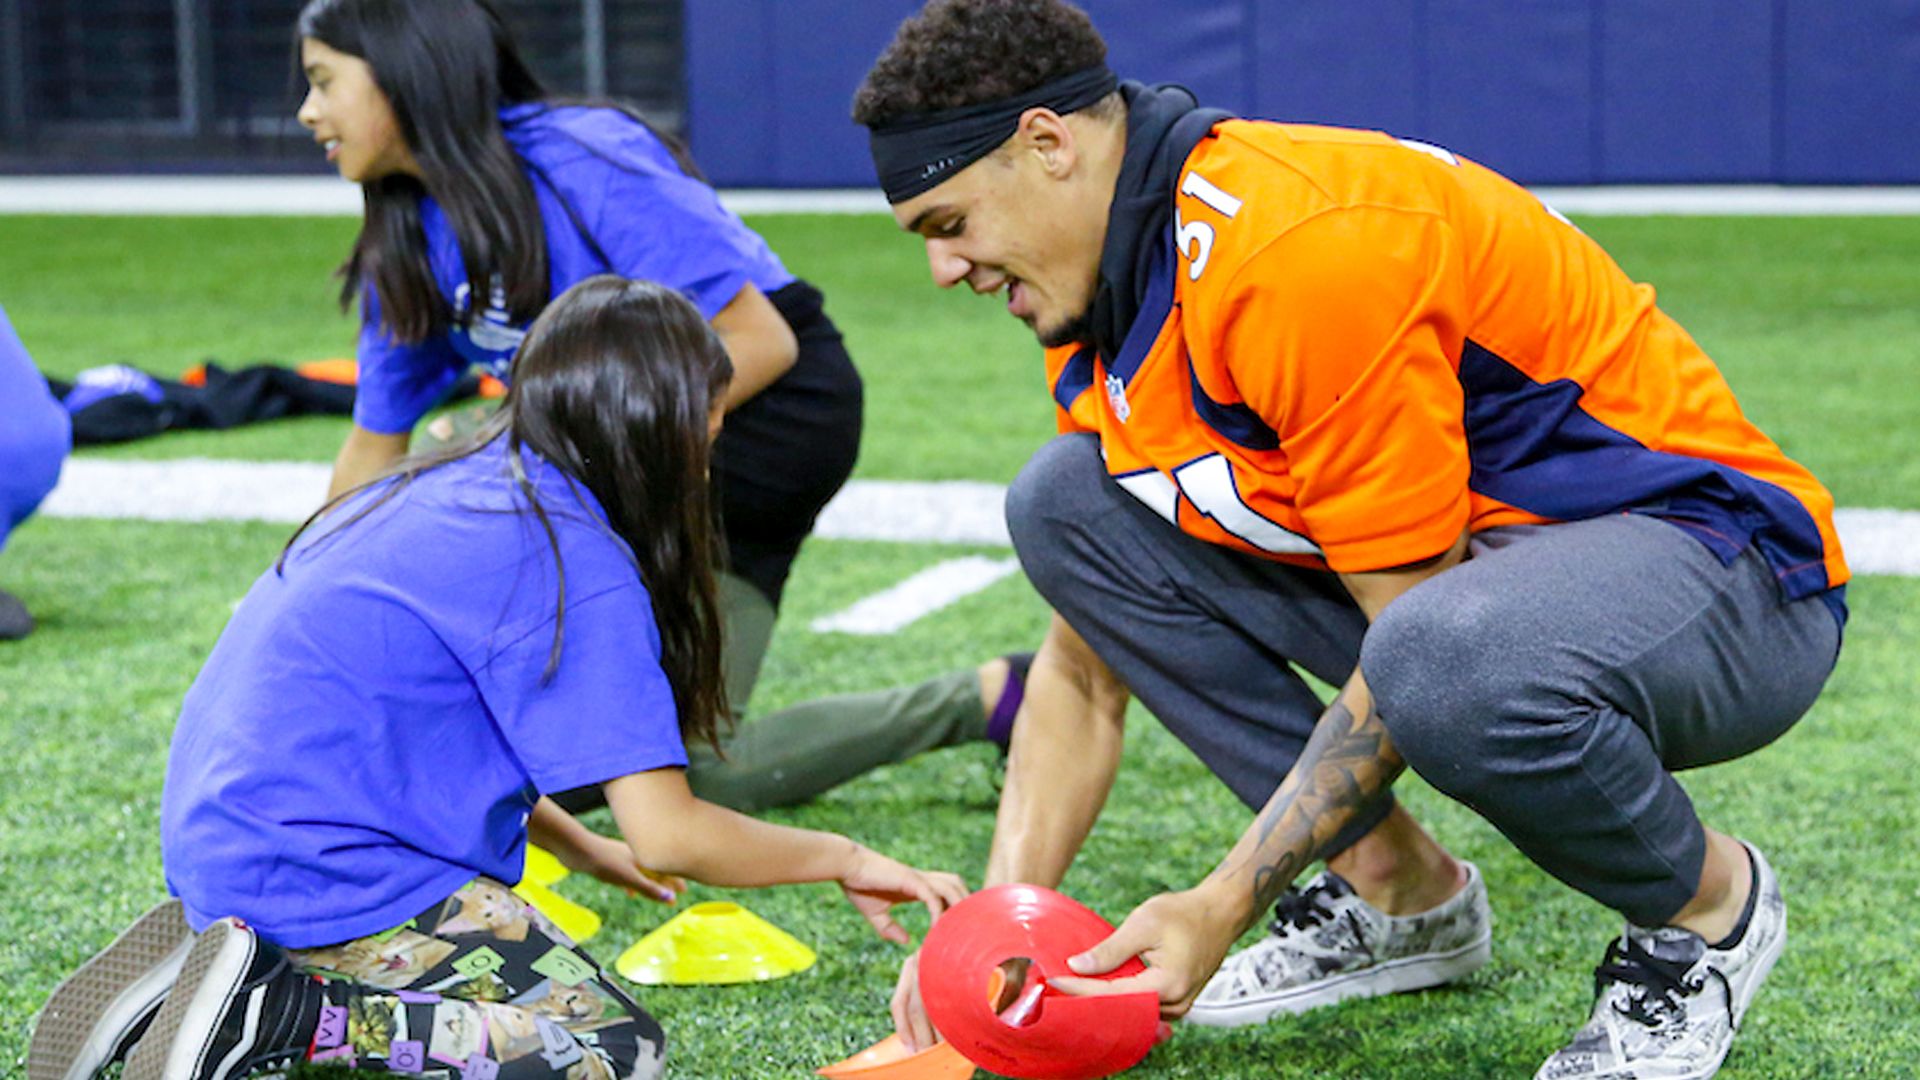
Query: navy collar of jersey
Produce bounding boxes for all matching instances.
[1086,82,1232,367]
[1110,231,1175,385]
[1049,232,1171,414]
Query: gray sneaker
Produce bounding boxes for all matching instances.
[1535,844,1786,1080]
[1187,862,1492,1027]
[29,899,193,1080]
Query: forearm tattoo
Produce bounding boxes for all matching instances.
[1236,695,1404,914]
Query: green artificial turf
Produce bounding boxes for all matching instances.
[2,213,1918,1077]
[10,213,1915,503]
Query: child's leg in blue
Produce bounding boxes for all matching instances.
[0,305,71,552]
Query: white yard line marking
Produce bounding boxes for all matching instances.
[40,459,333,523]
[1833,509,1920,578]
[811,479,1010,547]
[0,176,366,216]
[809,556,1022,635]
[38,459,1920,578]
[1531,186,1920,217]
[5,178,1920,217]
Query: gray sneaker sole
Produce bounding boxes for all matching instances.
[1186,931,1492,1028]
[28,899,193,1080]
[122,921,258,1080]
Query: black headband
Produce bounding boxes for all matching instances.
[866,65,1120,204]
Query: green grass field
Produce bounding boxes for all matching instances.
[1,214,1917,1077]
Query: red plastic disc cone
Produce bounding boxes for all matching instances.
[918,884,1160,1080]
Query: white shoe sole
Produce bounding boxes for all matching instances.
[28,899,194,1080]
[1186,930,1492,1028]
[122,921,260,1080]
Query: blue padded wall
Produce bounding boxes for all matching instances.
[684,0,1920,188]
[1777,2,1920,182]
[1097,0,1252,108]
[1250,0,1425,136]
[1596,0,1774,183]
[686,0,920,186]
[1423,2,1598,182]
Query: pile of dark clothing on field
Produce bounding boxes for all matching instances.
[41,360,493,445]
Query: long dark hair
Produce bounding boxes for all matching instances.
[298,0,706,346]
[284,277,735,752]
[297,0,549,344]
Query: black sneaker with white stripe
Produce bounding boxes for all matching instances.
[29,899,193,1080]
[121,918,330,1080]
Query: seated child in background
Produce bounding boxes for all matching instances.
[29,277,967,1080]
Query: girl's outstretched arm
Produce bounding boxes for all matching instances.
[603,768,969,943]
[528,796,683,903]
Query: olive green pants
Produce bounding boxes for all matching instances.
[680,572,990,811]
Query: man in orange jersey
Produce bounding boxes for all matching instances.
[855,3,1848,1078]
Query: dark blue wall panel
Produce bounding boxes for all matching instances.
[686,0,1920,188]
[1597,0,1774,182]
[1094,0,1252,109]
[1251,0,1424,134]
[683,0,777,184]
[1424,1,1597,183]
[1777,1,1920,182]
[764,2,921,185]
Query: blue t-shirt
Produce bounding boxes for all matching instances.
[160,438,688,948]
[354,103,796,434]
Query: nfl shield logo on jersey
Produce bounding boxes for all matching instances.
[1105,373,1132,423]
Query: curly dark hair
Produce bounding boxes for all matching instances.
[852,0,1111,126]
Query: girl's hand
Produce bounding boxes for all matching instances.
[839,845,970,945]
[562,831,686,904]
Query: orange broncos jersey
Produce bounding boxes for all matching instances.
[1048,121,1847,605]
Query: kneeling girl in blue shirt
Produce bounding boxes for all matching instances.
[34,277,967,1080]
[291,0,1026,819]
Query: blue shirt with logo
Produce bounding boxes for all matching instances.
[354,103,795,434]
[160,438,688,947]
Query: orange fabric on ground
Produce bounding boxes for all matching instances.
[294,358,360,386]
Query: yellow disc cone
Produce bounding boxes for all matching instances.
[523,844,570,887]
[514,879,602,944]
[615,901,816,985]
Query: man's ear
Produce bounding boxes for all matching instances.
[1016,107,1078,178]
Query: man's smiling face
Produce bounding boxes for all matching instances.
[891,115,1113,349]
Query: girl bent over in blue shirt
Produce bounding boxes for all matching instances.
[291,0,1030,818]
[30,278,967,1080]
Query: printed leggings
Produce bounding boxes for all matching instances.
[288,878,663,1079]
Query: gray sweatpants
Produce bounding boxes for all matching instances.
[1007,434,1842,926]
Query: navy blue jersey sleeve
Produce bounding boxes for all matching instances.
[353,286,466,434]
